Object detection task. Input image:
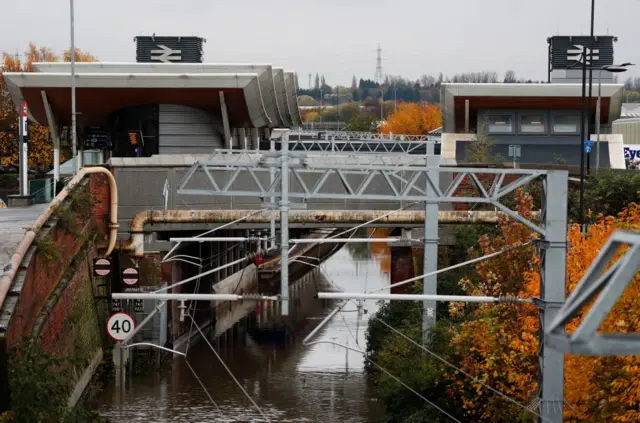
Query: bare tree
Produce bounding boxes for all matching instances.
[504,70,517,83]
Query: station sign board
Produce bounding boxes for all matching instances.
[135,36,204,63]
[549,35,616,70]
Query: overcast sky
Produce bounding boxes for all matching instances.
[2,0,639,86]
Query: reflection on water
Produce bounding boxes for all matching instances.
[95,245,391,422]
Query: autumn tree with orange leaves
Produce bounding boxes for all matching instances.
[447,198,640,422]
[368,190,640,422]
[0,43,96,169]
[380,102,442,135]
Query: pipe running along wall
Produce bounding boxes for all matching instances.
[0,167,119,312]
[120,209,541,257]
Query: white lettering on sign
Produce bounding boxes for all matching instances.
[106,312,135,342]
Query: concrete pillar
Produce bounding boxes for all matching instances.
[464,99,470,133]
[390,244,415,294]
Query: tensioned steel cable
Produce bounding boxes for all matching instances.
[372,315,555,423]
[183,358,228,419]
[369,240,535,293]
[328,201,421,240]
[184,243,204,356]
[310,318,462,423]
[122,342,226,419]
[187,312,271,423]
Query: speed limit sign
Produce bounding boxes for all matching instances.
[106,312,136,342]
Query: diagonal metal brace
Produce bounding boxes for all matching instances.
[545,230,640,355]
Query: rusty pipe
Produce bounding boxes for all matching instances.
[0,167,118,313]
[121,209,540,257]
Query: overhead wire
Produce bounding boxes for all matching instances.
[304,336,462,423]
[372,315,555,423]
[121,342,226,419]
[187,311,271,422]
[368,240,535,293]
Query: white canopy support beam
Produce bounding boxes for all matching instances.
[41,90,60,191]
[219,90,232,146]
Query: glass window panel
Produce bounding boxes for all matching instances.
[553,115,580,133]
[520,115,545,133]
[487,115,512,133]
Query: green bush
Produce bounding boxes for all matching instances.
[0,174,17,190]
[569,170,640,223]
[6,343,108,423]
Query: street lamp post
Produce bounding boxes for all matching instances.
[595,63,634,172]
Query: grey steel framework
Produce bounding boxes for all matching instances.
[289,139,438,155]
[302,131,433,141]
[545,230,640,356]
[176,136,568,423]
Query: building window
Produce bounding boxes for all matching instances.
[520,115,546,133]
[553,115,580,133]
[487,115,513,133]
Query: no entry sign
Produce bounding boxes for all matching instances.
[93,258,111,277]
[122,268,139,286]
[106,312,136,342]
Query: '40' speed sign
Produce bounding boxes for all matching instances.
[107,312,136,342]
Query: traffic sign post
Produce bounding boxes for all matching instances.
[93,258,111,277]
[121,268,139,286]
[107,312,136,342]
[508,144,521,169]
[585,140,594,174]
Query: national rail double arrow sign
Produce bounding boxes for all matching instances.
[150,44,182,63]
[567,45,600,65]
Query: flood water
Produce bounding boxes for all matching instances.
[95,241,391,422]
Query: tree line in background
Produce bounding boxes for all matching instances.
[297,70,544,107]
[0,43,96,177]
[623,77,640,103]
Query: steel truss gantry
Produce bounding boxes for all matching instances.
[176,131,568,423]
[289,139,437,155]
[545,230,640,356]
[292,130,434,142]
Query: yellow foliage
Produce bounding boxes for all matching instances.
[447,193,640,421]
[380,102,442,135]
[0,43,97,169]
[303,111,320,123]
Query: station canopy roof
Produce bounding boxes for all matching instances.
[3,62,302,129]
[441,82,626,125]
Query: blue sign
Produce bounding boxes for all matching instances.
[585,146,592,153]
[584,140,594,147]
